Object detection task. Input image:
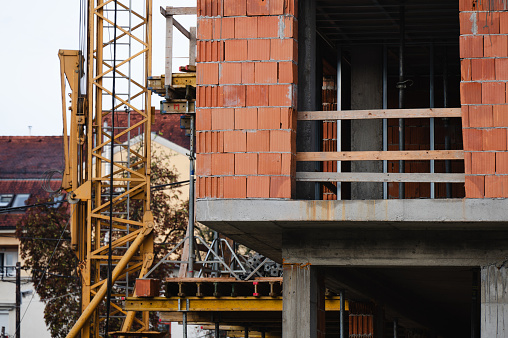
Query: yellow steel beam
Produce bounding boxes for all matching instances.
[125,296,348,312]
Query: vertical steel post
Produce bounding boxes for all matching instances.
[398,5,405,199]
[15,262,20,338]
[393,318,398,337]
[336,47,342,200]
[430,43,435,199]
[244,326,249,338]
[213,232,219,277]
[215,322,220,338]
[183,312,188,338]
[443,47,452,198]
[340,290,345,338]
[383,45,388,199]
[188,115,195,277]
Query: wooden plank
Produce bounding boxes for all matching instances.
[296,150,464,161]
[162,6,197,15]
[297,108,461,120]
[296,172,465,183]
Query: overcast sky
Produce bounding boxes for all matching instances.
[0,0,196,136]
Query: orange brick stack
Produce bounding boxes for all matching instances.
[460,0,508,198]
[195,0,298,199]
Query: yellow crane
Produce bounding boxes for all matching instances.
[59,0,154,336]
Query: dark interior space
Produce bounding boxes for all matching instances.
[299,0,464,200]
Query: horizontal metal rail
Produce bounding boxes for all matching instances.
[298,107,461,120]
[296,172,465,183]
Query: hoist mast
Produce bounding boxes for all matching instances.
[59,0,153,336]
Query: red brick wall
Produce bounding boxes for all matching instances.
[195,0,298,199]
[461,0,508,198]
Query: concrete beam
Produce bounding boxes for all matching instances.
[197,199,508,225]
[283,229,508,266]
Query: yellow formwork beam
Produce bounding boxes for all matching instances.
[125,296,348,312]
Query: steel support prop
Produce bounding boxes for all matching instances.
[398,5,405,199]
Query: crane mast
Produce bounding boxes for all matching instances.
[59,0,153,336]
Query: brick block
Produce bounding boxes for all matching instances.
[196,108,212,131]
[469,105,493,127]
[235,153,258,175]
[205,177,212,198]
[258,16,279,38]
[285,0,297,16]
[270,130,292,152]
[281,107,296,130]
[495,58,508,80]
[485,175,507,198]
[283,16,297,39]
[212,153,235,175]
[247,0,270,15]
[242,62,255,84]
[220,63,242,84]
[255,62,278,84]
[270,0,284,14]
[278,61,298,84]
[484,35,508,58]
[463,128,483,151]
[462,105,469,128]
[465,175,485,198]
[471,58,495,81]
[211,108,235,130]
[223,85,246,107]
[135,278,160,297]
[224,176,247,198]
[220,17,235,39]
[246,85,269,106]
[493,105,508,126]
[269,84,293,106]
[460,82,482,104]
[235,108,258,129]
[259,153,282,175]
[258,107,281,129]
[248,39,271,61]
[224,130,247,152]
[464,151,472,174]
[270,39,298,61]
[225,40,248,61]
[247,176,270,198]
[483,128,507,151]
[270,176,291,198]
[224,0,246,16]
[247,130,270,151]
[500,12,508,34]
[197,63,219,85]
[478,12,499,34]
[197,18,214,40]
[459,35,483,58]
[281,153,295,175]
[235,16,258,39]
[461,59,471,82]
[471,152,495,174]
[459,12,475,35]
[482,82,506,104]
[496,152,508,174]
[196,153,212,176]
[205,132,213,153]
[197,176,204,198]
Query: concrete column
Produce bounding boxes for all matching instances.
[296,0,320,200]
[283,264,325,338]
[481,265,508,337]
[350,46,383,200]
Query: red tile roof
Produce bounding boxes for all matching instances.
[102,110,190,149]
[0,136,64,179]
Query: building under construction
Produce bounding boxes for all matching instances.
[55,0,508,337]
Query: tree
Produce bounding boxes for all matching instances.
[16,151,188,337]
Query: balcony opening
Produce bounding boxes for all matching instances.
[298,0,463,200]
